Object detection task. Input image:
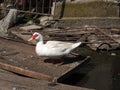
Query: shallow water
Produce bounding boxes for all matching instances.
[60,47,120,90]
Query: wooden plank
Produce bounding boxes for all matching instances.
[97,28,120,44]
[0,69,94,90]
[58,56,90,81]
[0,37,90,82]
[0,62,53,81]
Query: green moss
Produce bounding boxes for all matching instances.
[55,1,118,18]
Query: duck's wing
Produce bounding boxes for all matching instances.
[46,41,73,48]
[45,41,74,53]
[44,41,81,54]
[46,45,70,54]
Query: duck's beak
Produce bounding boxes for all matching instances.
[28,37,33,41]
[28,34,38,41]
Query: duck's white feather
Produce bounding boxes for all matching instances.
[28,32,82,57]
[36,41,81,57]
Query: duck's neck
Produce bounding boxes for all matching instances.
[36,34,44,45]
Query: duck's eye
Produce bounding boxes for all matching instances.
[32,34,38,39]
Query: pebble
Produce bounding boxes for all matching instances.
[111,53,116,56]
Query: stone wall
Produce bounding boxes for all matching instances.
[54,0,119,18]
[53,0,120,28]
[65,0,117,3]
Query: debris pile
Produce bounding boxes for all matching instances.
[9,25,120,51]
[0,9,119,51]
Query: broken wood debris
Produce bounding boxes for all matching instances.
[0,56,90,82]
[10,26,120,50]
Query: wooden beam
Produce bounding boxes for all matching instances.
[0,62,53,81]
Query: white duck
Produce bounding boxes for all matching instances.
[28,32,81,57]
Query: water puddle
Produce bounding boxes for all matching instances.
[59,48,120,90]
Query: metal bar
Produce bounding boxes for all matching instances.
[0,8,52,16]
[36,0,38,12]
[23,0,25,10]
[42,0,44,13]
[1,0,53,16]
[54,0,57,16]
[48,0,51,14]
[0,61,53,81]
[29,0,32,11]
[16,0,18,9]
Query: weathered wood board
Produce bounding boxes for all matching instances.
[0,69,94,90]
[0,38,90,81]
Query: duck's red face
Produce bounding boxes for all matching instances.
[28,33,38,41]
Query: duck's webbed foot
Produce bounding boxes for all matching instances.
[70,52,80,57]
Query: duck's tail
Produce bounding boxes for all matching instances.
[65,42,82,54]
[71,42,82,49]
